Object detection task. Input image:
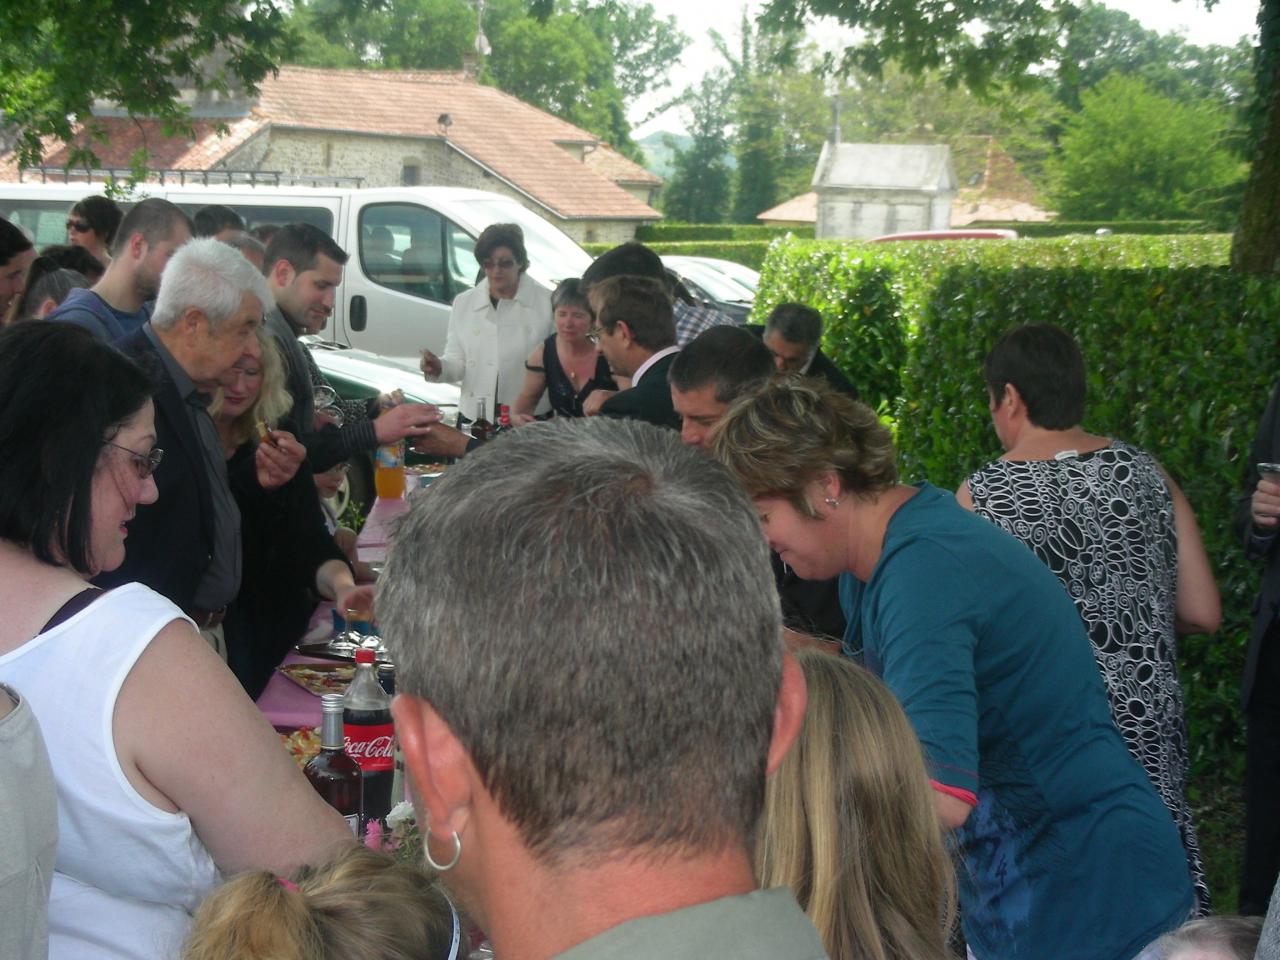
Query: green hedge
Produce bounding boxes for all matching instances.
[635,223,815,242]
[757,233,1266,794]
[968,219,1209,237]
[584,239,775,271]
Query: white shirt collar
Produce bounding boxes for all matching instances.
[631,345,681,386]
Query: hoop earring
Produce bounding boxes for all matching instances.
[425,829,462,872]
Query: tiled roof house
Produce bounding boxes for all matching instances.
[4,67,661,243]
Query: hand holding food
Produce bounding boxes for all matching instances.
[419,349,442,378]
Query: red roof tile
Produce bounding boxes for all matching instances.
[255,67,657,219]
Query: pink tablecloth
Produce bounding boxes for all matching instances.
[256,496,407,728]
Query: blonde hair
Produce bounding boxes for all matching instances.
[182,845,457,960]
[209,326,293,447]
[756,650,956,960]
[709,375,896,518]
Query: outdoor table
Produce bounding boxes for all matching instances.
[256,495,409,729]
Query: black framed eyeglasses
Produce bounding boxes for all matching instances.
[481,258,517,270]
[103,442,164,479]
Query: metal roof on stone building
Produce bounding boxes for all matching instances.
[812,142,957,193]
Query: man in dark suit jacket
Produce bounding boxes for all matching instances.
[99,239,299,634]
[588,275,681,431]
[1236,380,1280,914]
[751,303,859,399]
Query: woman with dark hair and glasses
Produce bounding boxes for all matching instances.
[0,323,351,959]
[65,194,122,267]
[420,222,553,422]
[511,278,616,421]
[957,323,1220,911]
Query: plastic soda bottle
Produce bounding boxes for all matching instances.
[373,402,406,499]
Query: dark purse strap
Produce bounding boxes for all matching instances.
[41,586,104,634]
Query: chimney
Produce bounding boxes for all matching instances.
[829,96,841,145]
[462,54,479,80]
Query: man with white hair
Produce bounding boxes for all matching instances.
[98,239,300,656]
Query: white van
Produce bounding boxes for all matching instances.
[0,183,593,363]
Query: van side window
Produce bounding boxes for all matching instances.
[171,203,333,236]
[445,222,478,296]
[359,203,451,303]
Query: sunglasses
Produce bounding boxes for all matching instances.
[481,258,517,270]
[103,441,164,479]
[66,219,93,234]
[585,325,605,344]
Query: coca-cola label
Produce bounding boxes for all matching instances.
[343,723,395,772]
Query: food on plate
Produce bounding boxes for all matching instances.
[277,662,355,696]
[280,726,321,768]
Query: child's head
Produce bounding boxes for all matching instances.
[314,461,348,501]
[182,845,459,960]
[1156,916,1263,960]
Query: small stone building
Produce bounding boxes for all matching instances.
[811,142,956,239]
[4,67,660,244]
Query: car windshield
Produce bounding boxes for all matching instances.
[456,198,593,284]
[668,261,754,302]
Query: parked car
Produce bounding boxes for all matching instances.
[660,255,756,323]
[306,339,460,510]
[664,255,760,295]
[0,182,592,364]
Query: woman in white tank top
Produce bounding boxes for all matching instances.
[0,322,352,959]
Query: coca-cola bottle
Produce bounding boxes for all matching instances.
[495,404,512,435]
[305,694,362,836]
[343,648,394,834]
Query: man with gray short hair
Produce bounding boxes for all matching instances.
[754,303,858,399]
[47,197,193,341]
[380,418,823,960]
[99,239,301,651]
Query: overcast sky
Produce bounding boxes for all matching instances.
[629,0,1262,138]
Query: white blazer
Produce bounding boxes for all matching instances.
[432,273,553,418]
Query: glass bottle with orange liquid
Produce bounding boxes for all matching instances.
[373,399,406,499]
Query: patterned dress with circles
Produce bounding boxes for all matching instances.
[967,441,1208,911]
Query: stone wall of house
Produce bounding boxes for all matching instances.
[250,129,641,242]
[816,187,954,239]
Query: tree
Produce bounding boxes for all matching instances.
[661,72,733,223]
[1048,74,1245,219]
[757,0,1280,274]
[0,0,296,172]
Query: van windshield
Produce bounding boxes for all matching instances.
[455,198,592,283]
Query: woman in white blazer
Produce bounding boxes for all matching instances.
[420,223,553,420]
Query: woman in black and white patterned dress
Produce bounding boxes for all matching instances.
[957,324,1221,912]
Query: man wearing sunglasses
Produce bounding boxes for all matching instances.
[47,199,192,342]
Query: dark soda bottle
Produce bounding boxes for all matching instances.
[343,648,394,834]
[471,397,494,442]
[305,693,362,836]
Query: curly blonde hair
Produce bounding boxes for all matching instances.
[209,326,293,448]
[756,650,956,960]
[181,845,458,960]
[709,375,897,518]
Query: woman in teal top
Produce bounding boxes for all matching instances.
[711,377,1193,960]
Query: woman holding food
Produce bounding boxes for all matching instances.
[213,327,361,698]
[419,223,553,420]
[0,322,351,960]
